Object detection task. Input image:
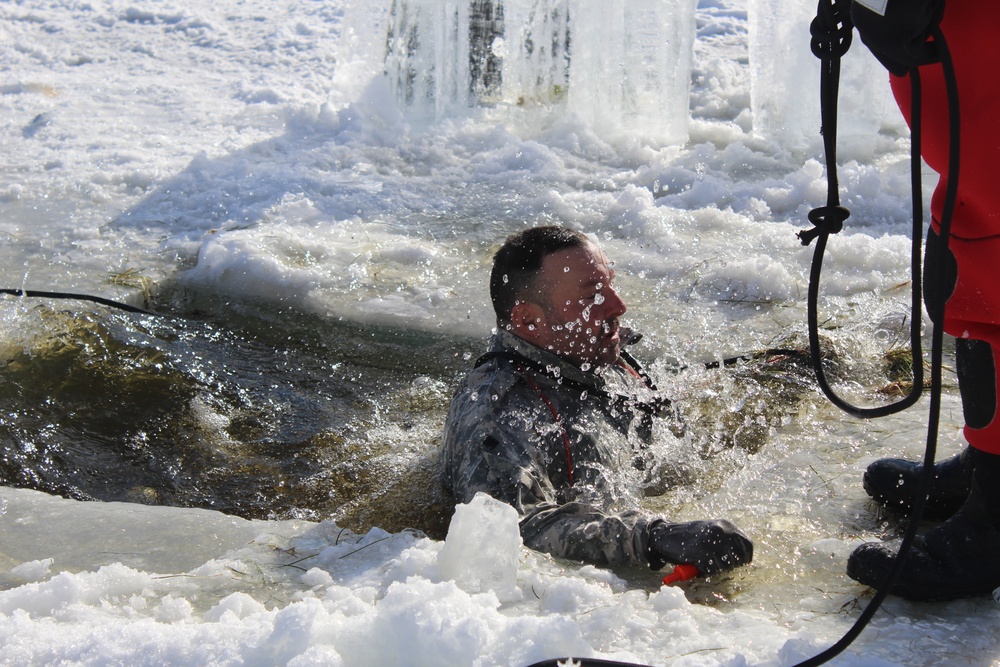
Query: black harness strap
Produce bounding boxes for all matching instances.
[474,348,677,420]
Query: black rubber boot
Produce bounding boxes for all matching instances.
[862,447,973,521]
[847,448,1000,601]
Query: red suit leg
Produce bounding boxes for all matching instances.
[891,0,1000,454]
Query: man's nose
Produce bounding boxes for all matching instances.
[606,287,627,317]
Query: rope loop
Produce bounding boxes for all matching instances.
[798,204,850,246]
[810,0,854,60]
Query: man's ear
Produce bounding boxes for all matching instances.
[510,301,545,335]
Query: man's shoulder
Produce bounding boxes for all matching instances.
[450,354,525,412]
[440,353,538,487]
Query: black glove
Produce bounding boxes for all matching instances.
[646,519,753,576]
[851,0,946,76]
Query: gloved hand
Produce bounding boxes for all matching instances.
[646,519,753,576]
[851,0,946,76]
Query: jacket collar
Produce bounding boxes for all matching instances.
[491,328,608,390]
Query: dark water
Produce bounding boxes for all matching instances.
[0,292,476,538]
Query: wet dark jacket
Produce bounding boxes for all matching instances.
[440,329,679,567]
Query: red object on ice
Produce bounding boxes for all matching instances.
[662,564,700,586]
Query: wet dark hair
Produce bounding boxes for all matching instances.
[490,226,590,323]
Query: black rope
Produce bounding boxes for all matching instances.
[799,0,854,245]
[790,23,959,667]
[799,0,924,419]
[525,660,650,667]
[0,288,152,314]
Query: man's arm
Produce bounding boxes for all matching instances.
[462,426,752,573]
[441,369,753,574]
[518,498,655,567]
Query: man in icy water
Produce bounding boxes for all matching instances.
[440,226,753,577]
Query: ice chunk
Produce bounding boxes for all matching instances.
[384,0,697,143]
[437,492,522,599]
[566,0,697,143]
[6,559,54,584]
[384,0,483,118]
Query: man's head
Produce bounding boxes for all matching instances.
[490,226,627,369]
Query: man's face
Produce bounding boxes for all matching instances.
[525,242,627,369]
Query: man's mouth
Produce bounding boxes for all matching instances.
[604,320,621,342]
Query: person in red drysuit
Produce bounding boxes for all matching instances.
[846,0,1000,600]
